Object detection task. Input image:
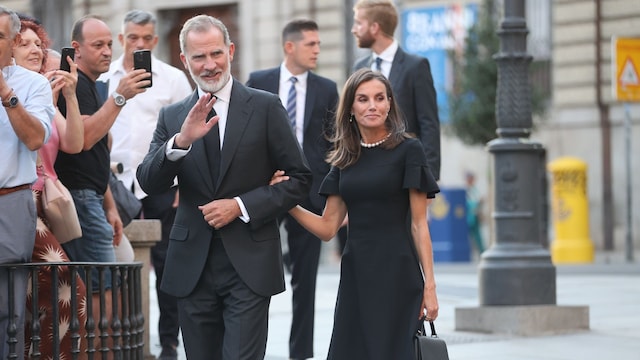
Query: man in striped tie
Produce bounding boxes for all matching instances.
[286,76,298,128]
[246,19,339,360]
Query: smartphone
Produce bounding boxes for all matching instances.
[60,47,75,72]
[133,49,152,88]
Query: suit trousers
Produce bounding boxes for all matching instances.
[285,214,322,359]
[178,236,271,360]
[143,187,180,348]
[0,189,37,360]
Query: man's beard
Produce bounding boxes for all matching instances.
[187,64,231,93]
[356,33,374,48]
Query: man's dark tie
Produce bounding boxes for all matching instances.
[286,77,298,130]
[204,98,221,186]
[207,94,218,121]
[207,106,217,122]
[374,57,383,72]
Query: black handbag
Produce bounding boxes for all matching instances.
[414,318,450,360]
[109,172,142,227]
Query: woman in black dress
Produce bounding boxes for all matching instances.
[273,69,440,359]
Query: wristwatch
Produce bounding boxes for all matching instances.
[2,93,18,108]
[112,92,126,107]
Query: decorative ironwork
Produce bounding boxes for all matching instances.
[1,262,143,359]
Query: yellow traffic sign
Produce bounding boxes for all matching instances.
[613,37,640,102]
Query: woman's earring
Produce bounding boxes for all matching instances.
[349,114,354,123]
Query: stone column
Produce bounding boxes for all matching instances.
[124,219,161,360]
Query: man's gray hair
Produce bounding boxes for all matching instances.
[122,9,156,33]
[0,6,21,39]
[47,48,61,58]
[179,15,230,54]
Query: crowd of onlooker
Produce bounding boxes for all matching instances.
[0,6,190,359]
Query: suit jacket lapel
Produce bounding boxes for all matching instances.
[217,80,251,188]
[389,48,405,84]
[182,91,216,193]
[265,69,280,94]
[365,55,374,69]
[303,73,317,135]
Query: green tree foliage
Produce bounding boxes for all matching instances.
[448,0,500,146]
[448,0,547,146]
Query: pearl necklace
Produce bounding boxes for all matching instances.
[360,133,391,148]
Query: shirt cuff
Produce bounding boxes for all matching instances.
[166,134,191,161]
[234,196,250,223]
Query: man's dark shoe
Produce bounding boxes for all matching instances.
[158,345,178,360]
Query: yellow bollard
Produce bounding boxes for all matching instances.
[548,157,595,263]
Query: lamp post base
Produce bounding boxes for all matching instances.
[455,305,589,336]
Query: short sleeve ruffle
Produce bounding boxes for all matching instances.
[319,166,340,196]
[403,139,440,198]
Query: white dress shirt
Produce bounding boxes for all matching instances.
[370,39,399,79]
[278,63,307,145]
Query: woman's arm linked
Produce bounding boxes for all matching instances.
[289,195,347,241]
[270,170,347,241]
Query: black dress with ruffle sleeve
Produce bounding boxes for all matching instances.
[320,137,439,360]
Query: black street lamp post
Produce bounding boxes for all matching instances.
[479,0,556,306]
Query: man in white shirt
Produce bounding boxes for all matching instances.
[99,10,192,360]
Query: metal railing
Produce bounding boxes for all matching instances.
[2,262,144,360]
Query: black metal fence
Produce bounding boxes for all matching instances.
[1,262,144,360]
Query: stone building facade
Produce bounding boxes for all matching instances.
[12,0,640,251]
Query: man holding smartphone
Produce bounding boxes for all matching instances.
[54,14,149,330]
[99,9,192,360]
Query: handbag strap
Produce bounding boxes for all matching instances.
[428,320,438,338]
[417,316,439,338]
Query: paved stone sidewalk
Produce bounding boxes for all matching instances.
[149,250,640,360]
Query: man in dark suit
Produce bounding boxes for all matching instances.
[246,19,338,360]
[352,0,441,180]
[137,15,312,360]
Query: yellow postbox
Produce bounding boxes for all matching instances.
[547,157,594,263]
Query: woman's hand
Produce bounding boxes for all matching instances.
[59,56,79,100]
[269,170,289,185]
[44,56,78,104]
[421,286,439,321]
[44,70,64,104]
